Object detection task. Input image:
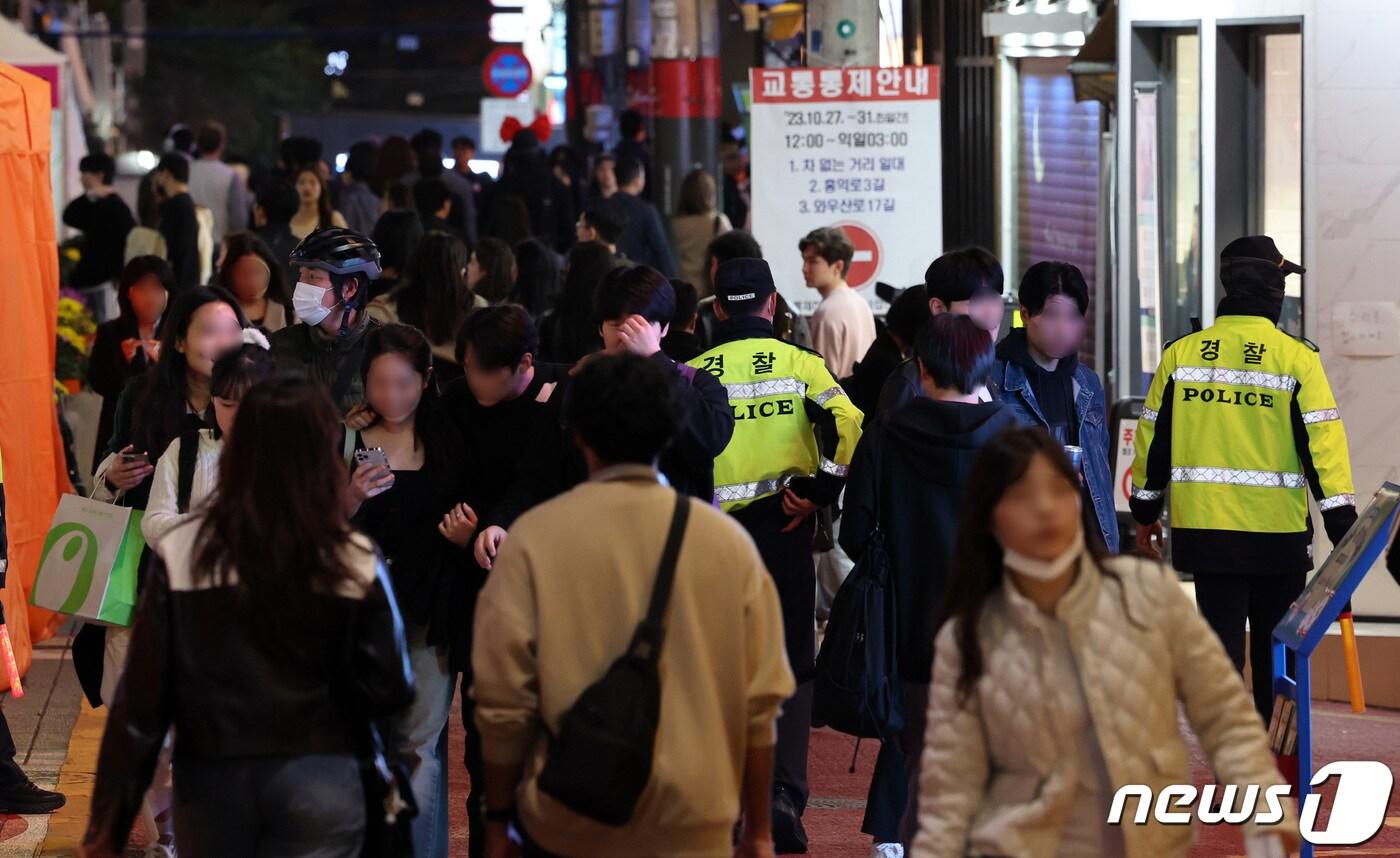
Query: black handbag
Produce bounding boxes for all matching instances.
[359,719,418,858]
[536,493,691,826]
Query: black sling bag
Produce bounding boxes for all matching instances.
[536,493,691,826]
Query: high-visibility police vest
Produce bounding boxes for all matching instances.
[1130,314,1354,570]
[690,334,864,512]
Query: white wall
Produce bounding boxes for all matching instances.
[1119,0,1400,618]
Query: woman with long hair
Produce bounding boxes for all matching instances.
[217,232,293,333]
[98,285,248,511]
[509,237,560,318]
[537,240,615,364]
[370,231,482,382]
[671,168,732,295]
[910,427,1299,858]
[347,324,467,858]
[87,255,172,465]
[370,209,424,301]
[467,236,515,305]
[141,331,276,549]
[83,376,414,858]
[290,165,347,240]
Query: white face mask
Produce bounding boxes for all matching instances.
[293,281,335,326]
[1002,528,1085,582]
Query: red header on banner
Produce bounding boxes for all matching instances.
[750,66,940,104]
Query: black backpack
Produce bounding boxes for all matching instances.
[537,493,691,826]
[811,435,905,739]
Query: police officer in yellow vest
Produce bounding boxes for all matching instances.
[1131,235,1357,721]
[690,258,863,851]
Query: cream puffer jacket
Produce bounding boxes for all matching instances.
[912,554,1299,858]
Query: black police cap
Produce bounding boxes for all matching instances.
[715,258,776,314]
[1221,235,1305,276]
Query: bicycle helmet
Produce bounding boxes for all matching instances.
[289,227,383,280]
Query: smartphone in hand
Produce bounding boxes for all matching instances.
[354,447,391,472]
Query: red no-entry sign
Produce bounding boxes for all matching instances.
[482,46,533,98]
[836,222,881,289]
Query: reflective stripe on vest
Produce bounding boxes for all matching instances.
[812,385,845,406]
[1319,493,1355,511]
[1301,408,1340,425]
[715,477,789,504]
[1172,366,1298,392]
[1140,406,1159,423]
[819,457,847,477]
[722,378,807,401]
[1170,467,1306,489]
[1132,487,1163,502]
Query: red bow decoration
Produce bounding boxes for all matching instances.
[499,113,553,144]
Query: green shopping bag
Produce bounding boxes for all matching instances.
[31,494,144,627]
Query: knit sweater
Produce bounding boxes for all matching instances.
[142,429,221,550]
[471,465,795,856]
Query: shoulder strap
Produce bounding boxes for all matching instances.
[330,324,372,407]
[871,427,885,531]
[626,493,690,666]
[176,429,200,514]
[644,493,691,628]
[342,429,358,470]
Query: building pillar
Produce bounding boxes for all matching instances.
[650,0,721,225]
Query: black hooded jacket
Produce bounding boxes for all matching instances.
[839,397,1018,683]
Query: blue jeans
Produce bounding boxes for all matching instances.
[172,754,364,857]
[401,628,455,858]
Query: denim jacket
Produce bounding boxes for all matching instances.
[994,359,1120,552]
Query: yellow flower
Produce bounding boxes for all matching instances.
[57,327,88,355]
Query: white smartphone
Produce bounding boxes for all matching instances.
[354,446,391,471]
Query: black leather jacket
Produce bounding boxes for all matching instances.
[83,526,414,854]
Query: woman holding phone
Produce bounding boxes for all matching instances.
[97,285,248,513]
[347,323,469,858]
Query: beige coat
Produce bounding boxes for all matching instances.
[913,554,1298,858]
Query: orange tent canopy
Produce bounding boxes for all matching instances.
[0,60,74,681]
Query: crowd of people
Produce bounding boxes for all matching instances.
[53,113,1396,858]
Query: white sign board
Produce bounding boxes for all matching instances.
[1113,417,1140,514]
[478,97,536,155]
[749,66,943,316]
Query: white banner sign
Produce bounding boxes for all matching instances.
[749,66,943,316]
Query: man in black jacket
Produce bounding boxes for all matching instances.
[604,157,676,277]
[63,153,135,321]
[152,154,202,293]
[874,247,1007,420]
[840,314,1017,852]
[440,305,565,858]
[269,227,382,414]
[473,266,734,569]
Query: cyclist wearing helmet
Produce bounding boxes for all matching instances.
[270,227,383,413]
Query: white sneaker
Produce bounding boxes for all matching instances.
[869,844,904,858]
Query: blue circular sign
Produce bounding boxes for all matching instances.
[484,46,533,98]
